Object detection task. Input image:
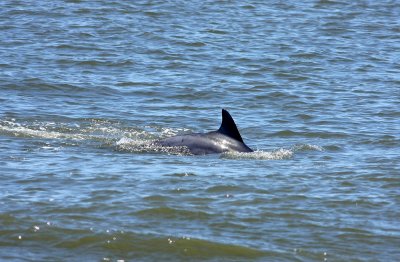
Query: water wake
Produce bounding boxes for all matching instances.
[1,119,323,159]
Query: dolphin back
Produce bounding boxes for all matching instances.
[155,109,253,155]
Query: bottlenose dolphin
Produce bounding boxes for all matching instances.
[155,109,253,155]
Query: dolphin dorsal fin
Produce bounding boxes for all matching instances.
[218,109,244,143]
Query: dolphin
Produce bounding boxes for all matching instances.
[155,109,253,155]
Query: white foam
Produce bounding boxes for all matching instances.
[221,148,293,160]
[116,137,135,146]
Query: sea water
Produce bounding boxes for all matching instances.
[1,1,399,261]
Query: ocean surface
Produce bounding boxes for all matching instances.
[1,0,399,261]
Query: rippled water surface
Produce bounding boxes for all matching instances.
[1,0,400,261]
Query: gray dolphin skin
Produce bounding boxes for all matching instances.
[155,109,253,155]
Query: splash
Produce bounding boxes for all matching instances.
[116,137,192,155]
[220,144,323,160]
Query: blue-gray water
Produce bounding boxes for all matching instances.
[1,0,400,261]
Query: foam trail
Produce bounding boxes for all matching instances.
[0,122,87,140]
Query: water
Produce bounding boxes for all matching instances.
[1,0,400,261]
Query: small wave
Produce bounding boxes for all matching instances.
[291,144,324,152]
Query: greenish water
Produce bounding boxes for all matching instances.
[1,0,399,261]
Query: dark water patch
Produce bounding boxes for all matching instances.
[324,198,390,210]
[339,227,374,235]
[76,59,134,67]
[49,42,105,51]
[271,130,349,139]
[269,91,300,99]
[165,172,197,178]
[99,232,270,260]
[135,207,211,220]
[164,91,215,101]
[205,28,229,35]
[0,214,17,227]
[89,189,125,202]
[143,195,173,202]
[273,72,310,81]
[339,181,355,187]
[290,51,324,59]
[260,210,313,220]
[376,110,400,118]
[205,185,243,193]
[174,40,206,47]
[295,114,314,120]
[366,174,400,184]
[336,231,382,244]
[143,10,165,18]
[161,237,268,260]
[1,80,90,93]
[210,221,248,231]
[116,81,159,87]
[15,173,57,184]
[357,135,399,147]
